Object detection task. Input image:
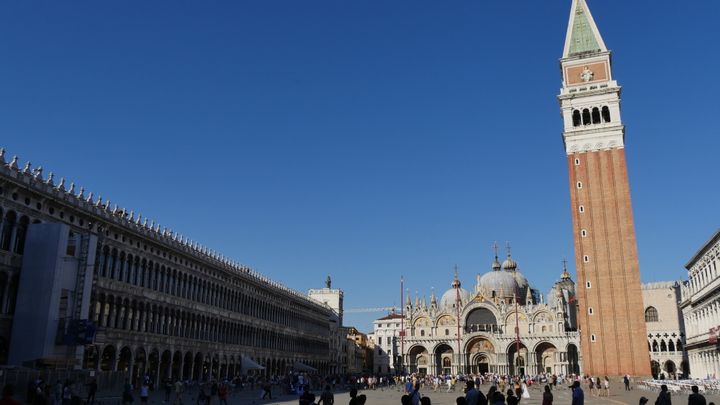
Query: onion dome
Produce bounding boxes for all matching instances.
[440,287,472,308]
[502,256,518,271]
[478,270,519,302]
[440,270,472,308]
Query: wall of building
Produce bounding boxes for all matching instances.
[0,154,334,382]
[641,282,687,378]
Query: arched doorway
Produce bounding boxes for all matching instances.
[183,352,193,380]
[434,344,453,375]
[134,348,147,387]
[118,347,132,372]
[507,342,528,376]
[83,345,100,369]
[148,350,160,387]
[172,351,183,381]
[100,345,116,371]
[534,342,557,374]
[664,360,676,378]
[567,344,580,375]
[408,345,429,375]
[467,338,495,374]
[160,350,172,382]
[651,360,661,379]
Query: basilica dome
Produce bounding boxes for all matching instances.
[440,287,473,309]
[478,270,519,301]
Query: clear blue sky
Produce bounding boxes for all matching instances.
[1,1,718,332]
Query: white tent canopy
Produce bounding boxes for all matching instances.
[240,356,265,373]
[292,362,317,372]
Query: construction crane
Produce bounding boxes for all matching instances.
[344,307,397,314]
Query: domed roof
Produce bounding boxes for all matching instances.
[479,270,519,298]
[502,256,517,271]
[440,287,473,308]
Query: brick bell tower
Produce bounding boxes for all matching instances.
[558,0,650,377]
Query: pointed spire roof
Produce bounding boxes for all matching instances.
[563,0,608,58]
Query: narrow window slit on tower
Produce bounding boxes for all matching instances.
[579,205,585,213]
[591,108,601,124]
[583,255,589,263]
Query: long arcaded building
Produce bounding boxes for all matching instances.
[0,148,334,384]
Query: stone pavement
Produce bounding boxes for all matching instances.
[146,383,720,405]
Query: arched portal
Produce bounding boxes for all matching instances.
[534,342,557,374]
[118,347,132,372]
[100,345,116,371]
[408,345,429,375]
[434,344,453,375]
[83,345,100,369]
[651,360,661,379]
[567,344,580,375]
[664,360,676,377]
[183,352,193,380]
[160,350,172,381]
[134,348,147,387]
[507,342,528,376]
[148,349,160,387]
[466,337,496,374]
[172,351,183,380]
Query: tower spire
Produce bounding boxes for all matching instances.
[563,0,608,58]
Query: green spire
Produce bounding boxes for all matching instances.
[564,0,607,57]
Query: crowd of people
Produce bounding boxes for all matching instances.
[5,371,718,405]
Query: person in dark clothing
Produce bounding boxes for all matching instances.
[688,386,706,405]
[655,384,671,405]
[86,380,97,405]
[571,381,584,405]
[505,390,518,405]
[456,398,468,405]
[542,385,553,405]
[639,397,649,405]
[491,392,505,405]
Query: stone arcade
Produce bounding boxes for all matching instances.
[0,149,336,385]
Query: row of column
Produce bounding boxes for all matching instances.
[688,350,719,379]
[688,299,720,337]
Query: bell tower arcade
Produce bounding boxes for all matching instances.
[558,0,650,377]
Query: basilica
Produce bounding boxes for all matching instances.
[388,250,581,376]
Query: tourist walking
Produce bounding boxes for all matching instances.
[121,380,134,405]
[571,381,584,405]
[139,383,150,405]
[505,389,518,405]
[464,381,485,405]
[624,375,631,391]
[85,379,97,405]
[603,376,610,397]
[317,385,333,405]
[655,384,671,405]
[541,385,552,405]
[688,386,706,405]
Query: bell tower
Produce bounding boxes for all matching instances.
[558,0,650,377]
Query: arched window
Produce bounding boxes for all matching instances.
[676,339,683,351]
[601,106,611,122]
[591,107,601,124]
[582,109,591,125]
[645,306,659,322]
[669,340,675,352]
[572,110,582,127]
[660,340,667,352]
[652,340,659,352]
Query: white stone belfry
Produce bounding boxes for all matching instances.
[559,0,624,155]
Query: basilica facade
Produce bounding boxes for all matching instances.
[398,252,581,377]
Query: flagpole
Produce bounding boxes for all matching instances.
[400,275,405,375]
